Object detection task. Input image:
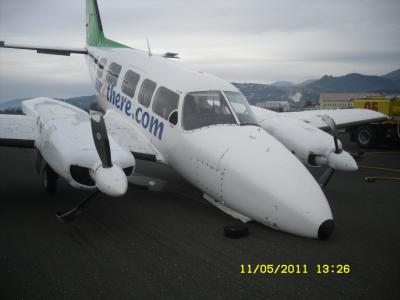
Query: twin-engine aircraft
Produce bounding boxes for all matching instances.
[0,0,386,239]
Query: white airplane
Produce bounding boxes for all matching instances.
[0,0,386,239]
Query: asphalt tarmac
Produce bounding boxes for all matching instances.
[1,137,399,299]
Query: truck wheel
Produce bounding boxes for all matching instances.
[355,125,377,148]
[43,165,58,193]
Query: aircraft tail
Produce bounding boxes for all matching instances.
[86,0,129,48]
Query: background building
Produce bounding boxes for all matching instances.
[318,93,373,109]
[255,101,290,112]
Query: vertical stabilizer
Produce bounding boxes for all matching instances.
[86,0,129,48]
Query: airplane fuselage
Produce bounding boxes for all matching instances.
[85,46,334,239]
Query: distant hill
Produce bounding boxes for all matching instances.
[0,95,97,114]
[0,98,29,111]
[270,81,294,87]
[2,68,399,112]
[64,95,97,111]
[307,70,400,93]
[382,69,400,81]
[232,69,400,106]
[232,82,291,105]
[296,79,318,86]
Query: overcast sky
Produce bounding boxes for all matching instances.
[0,0,399,101]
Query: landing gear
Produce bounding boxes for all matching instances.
[43,164,58,193]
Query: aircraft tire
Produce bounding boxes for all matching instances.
[43,165,58,193]
[224,225,249,239]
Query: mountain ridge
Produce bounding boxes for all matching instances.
[1,69,399,110]
[0,95,97,114]
[307,71,400,93]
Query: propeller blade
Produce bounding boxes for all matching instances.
[333,135,341,153]
[321,114,336,132]
[56,189,100,223]
[319,167,335,188]
[320,114,341,154]
[90,111,112,168]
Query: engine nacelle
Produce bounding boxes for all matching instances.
[22,98,135,190]
[258,115,341,167]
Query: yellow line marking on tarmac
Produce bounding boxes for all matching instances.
[364,176,400,182]
[359,166,400,173]
[364,151,400,154]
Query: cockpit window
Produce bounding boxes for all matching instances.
[223,91,257,125]
[182,91,236,131]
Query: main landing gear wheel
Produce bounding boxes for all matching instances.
[43,165,58,193]
[224,224,249,239]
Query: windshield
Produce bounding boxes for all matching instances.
[182,91,236,130]
[223,91,257,125]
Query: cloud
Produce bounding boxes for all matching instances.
[0,0,399,100]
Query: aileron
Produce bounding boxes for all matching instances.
[279,108,388,129]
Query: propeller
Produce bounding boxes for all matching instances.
[90,110,112,168]
[318,167,335,188]
[89,110,128,197]
[56,189,100,223]
[55,111,128,223]
[317,114,358,187]
[320,114,341,154]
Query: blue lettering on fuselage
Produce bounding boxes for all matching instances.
[99,81,164,140]
[95,79,102,93]
[134,107,164,140]
[106,84,132,116]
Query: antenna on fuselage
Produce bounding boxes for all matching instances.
[146,38,152,56]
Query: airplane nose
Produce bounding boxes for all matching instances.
[318,219,334,239]
[217,127,333,239]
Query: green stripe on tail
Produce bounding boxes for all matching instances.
[86,0,129,48]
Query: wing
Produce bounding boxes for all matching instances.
[0,41,87,56]
[279,109,387,129]
[0,114,36,148]
[251,105,278,123]
[1,98,165,163]
[103,110,166,163]
[251,105,388,129]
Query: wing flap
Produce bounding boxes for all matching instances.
[103,110,166,163]
[0,114,36,148]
